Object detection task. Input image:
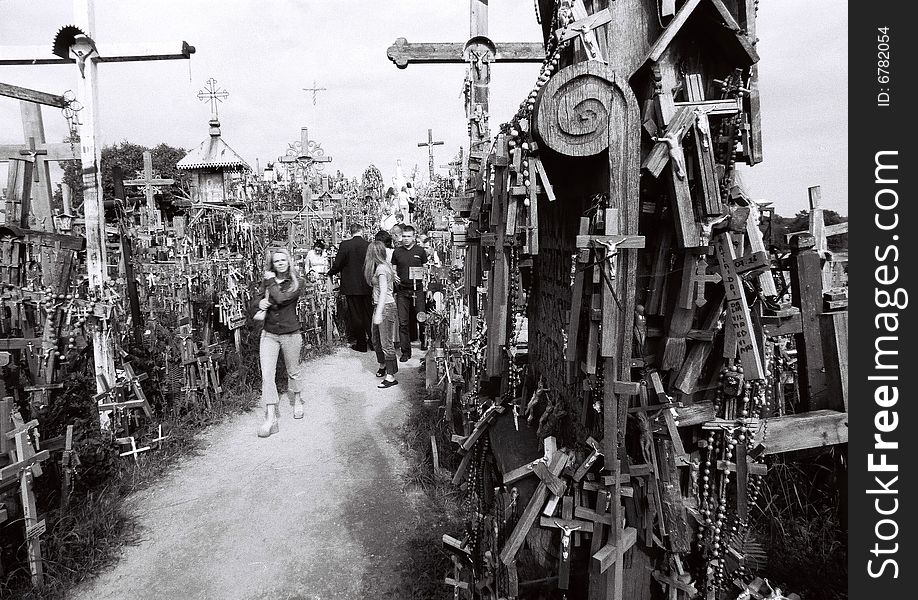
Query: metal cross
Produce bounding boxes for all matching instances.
[197,77,229,119]
[303,80,327,106]
[417,128,444,181]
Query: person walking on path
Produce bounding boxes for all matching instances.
[253,249,305,437]
[365,240,399,387]
[328,224,373,352]
[391,225,428,362]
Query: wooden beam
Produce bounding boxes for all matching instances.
[820,312,849,412]
[756,410,848,455]
[0,82,67,108]
[592,527,637,572]
[500,452,569,565]
[575,234,646,249]
[0,41,195,65]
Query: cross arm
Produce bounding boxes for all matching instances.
[387,37,544,68]
[0,82,67,108]
[0,41,195,66]
[124,178,176,187]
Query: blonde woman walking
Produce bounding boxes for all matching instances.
[253,248,305,437]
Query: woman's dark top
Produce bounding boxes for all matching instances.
[256,276,302,334]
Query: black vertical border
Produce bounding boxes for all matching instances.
[849,2,915,597]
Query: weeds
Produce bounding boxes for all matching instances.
[753,450,847,600]
[385,378,465,600]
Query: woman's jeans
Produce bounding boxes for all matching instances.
[260,330,303,408]
[372,302,398,375]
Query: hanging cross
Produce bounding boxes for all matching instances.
[417,128,444,181]
[302,80,326,106]
[197,77,229,119]
[387,0,544,155]
[124,151,175,230]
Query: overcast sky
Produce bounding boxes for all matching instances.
[0,0,847,216]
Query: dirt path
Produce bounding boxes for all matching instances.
[69,347,424,600]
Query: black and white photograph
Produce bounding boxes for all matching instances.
[0,1,863,599]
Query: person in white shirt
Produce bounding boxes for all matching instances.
[305,240,329,277]
[394,186,411,224]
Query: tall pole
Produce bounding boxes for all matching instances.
[74,0,116,395]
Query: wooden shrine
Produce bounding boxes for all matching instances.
[176,118,251,205]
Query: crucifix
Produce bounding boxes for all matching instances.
[387,0,545,156]
[302,80,326,106]
[197,77,228,120]
[278,127,333,190]
[0,0,195,402]
[417,128,444,181]
[124,150,175,230]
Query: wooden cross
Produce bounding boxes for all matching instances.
[501,451,570,565]
[572,436,604,482]
[124,151,175,230]
[387,0,544,154]
[652,568,698,600]
[117,436,151,463]
[302,80,326,106]
[539,496,594,590]
[782,186,847,289]
[0,123,79,230]
[1,0,195,401]
[0,429,50,585]
[197,77,228,119]
[417,128,444,181]
[713,231,765,379]
[60,424,79,509]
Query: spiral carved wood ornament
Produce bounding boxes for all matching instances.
[533,61,628,157]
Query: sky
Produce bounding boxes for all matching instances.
[0,0,847,216]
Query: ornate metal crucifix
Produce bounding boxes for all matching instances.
[302,80,326,106]
[197,77,228,120]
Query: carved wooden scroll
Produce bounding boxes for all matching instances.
[533,61,636,158]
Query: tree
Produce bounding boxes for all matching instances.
[56,140,191,212]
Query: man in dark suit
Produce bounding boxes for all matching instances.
[328,224,373,352]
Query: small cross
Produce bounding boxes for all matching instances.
[151,424,170,449]
[18,138,48,182]
[302,80,327,106]
[197,77,229,119]
[118,436,151,463]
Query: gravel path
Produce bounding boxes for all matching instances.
[69,347,423,600]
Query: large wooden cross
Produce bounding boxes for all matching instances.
[124,151,175,230]
[417,128,444,181]
[387,0,544,154]
[0,105,80,230]
[0,0,194,400]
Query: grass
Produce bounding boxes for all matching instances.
[384,378,467,600]
[754,449,848,600]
